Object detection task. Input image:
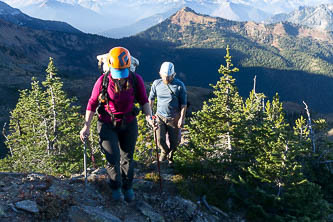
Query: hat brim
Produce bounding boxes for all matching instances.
[160,72,176,77]
[111,68,129,78]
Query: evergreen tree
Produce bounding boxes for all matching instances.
[179,46,331,221]
[246,95,293,192]
[298,116,333,205]
[232,94,331,220]
[231,90,266,181]
[1,58,83,175]
[187,45,243,169]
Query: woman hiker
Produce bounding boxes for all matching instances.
[80,46,154,202]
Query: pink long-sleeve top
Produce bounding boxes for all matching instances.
[86,72,148,123]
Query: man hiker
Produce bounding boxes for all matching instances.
[80,46,154,202]
[149,61,187,165]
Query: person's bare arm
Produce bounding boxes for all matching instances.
[80,110,95,142]
[142,102,155,126]
[149,99,155,113]
[178,105,187,128]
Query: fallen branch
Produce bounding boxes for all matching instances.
[201,195,228,217]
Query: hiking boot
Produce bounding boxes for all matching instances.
[168,150,175,166]
[123,188,135,202]
[168,159,174,167]
[111,188,123,201]
[159,152,168,162]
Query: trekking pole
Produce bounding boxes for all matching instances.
[152,116,162,193]
[89,133,97,169]
[83,137,88,187]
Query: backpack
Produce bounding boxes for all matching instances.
[97,71,140,121]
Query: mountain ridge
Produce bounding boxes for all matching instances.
[19,0,106,33]
[268,4,333,32]
[164,6,333,43]
[137,7,333,113]
[0,1,81,33]
[4,0,333,37]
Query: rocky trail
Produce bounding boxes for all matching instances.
[0,162,234,222]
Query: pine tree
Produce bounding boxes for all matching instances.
[173,46,331,220]
[187,45,243,169]
[296,115,333,207]
[1,58,83,175]
[234,94,330,220]
[234,94,307,195]
[231,90,266,180]
[3,80,48,172]
[248,95,291,189]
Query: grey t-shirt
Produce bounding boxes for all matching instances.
[149,78,187,118]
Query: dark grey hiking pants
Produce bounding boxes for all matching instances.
[97,118,138,190]
[156,114,181,160]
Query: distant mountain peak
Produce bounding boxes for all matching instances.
[180,6,196,13]
[171,7,217,26]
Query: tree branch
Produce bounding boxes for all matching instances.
[303,101,316,153]
[2,122,12,156]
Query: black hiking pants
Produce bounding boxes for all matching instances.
[97,118,138,190]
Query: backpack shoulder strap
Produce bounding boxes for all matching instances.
[97,72,115,118]
[166,83,176,97]
[99,72,110,103]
